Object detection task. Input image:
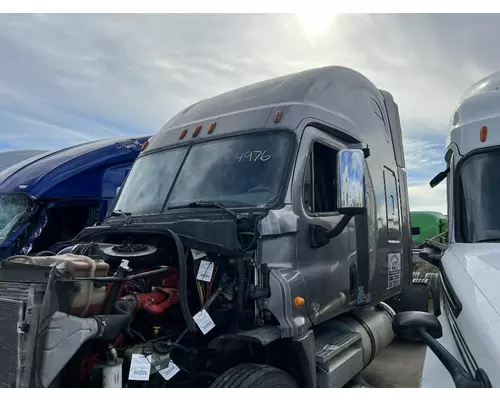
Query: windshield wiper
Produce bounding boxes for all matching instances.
[109,209,132,225]
[167,201,245,220]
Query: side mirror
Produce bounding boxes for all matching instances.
[336,149,367,216]
[309,149,368,248]
[393,311,491,388]
[309,149,370,248]
[393,311,442,341]
[411,226,421,235]
[429,167,450,188]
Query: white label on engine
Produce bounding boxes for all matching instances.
[158,361,181,381]
[128,354,151,381]
[387,252,402,289]
[193,309,216,334]
[196,260,214,282]
[191,249,207,260]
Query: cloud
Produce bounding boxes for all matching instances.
[408,181,447,214]
[1,13,499,212]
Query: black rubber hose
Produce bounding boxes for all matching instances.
[165,228,196,332]
[237,259,248,329]
[114,299,135,315]
[113,299,136,336]
[35,251,56,256]
[73,267,170,283]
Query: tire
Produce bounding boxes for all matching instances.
[210,363,298,388]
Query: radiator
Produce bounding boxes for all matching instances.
[0,296,25,388]
[0,280,47,388]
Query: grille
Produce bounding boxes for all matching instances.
[0,297,24,388]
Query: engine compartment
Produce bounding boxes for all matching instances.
[3,228,276,388]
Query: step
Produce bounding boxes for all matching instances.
[315,331,365,388]
[315,331,362,364]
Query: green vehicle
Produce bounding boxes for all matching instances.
[410,211,448,246]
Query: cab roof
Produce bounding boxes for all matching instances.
[447,69,500,156]
[0,149,48,171]
[147,66,399,161]
[0,135,149,198]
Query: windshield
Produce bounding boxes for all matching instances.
[0,194,32,244]
[112,131,294,216]
[458,150,500,242]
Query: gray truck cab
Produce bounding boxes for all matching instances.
[0,66,413,388]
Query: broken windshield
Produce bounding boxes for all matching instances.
[111,131,294,216]
[0,194,32,244]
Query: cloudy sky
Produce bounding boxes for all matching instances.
[0,13,498,213]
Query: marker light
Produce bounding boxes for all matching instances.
[208,122,217,134]
[274,109,282,123]
[480,126,488,142]
[192,125,202,137]
[294,296,305,308]
[179,129,188,140]
[141,140,149,152]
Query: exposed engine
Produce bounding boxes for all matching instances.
[0,229,273,388]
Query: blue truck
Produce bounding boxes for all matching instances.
[0,135,149,259]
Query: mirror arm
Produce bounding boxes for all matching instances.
[326,214,353,240]
[419,328,484,388]
[419,252,441,268]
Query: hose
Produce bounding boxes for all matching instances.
[36,251,56,256]
[174,284,225,344]
[165,228,196,332]
[237,259,248,329]
[113,298,136,336]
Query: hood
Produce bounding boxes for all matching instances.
[448,243,500,315]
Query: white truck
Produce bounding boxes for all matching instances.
[396,70,500,388]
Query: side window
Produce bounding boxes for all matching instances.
[303,142,338,214]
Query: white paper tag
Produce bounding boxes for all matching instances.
[196,260,214,282]
[157,361,181,381]
[128,354,151,381]
[193,309,216,335]
[191,249,207,260]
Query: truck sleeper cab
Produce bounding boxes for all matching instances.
[405,70,500,388]
[0,66,413,388]
[0,135,148,260]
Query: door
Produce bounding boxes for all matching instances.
[295,126,353,326]
[383,167,402,292]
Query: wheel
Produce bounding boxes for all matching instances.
[210,363,298,388]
